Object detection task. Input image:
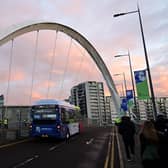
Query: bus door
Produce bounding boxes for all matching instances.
[60,108,70,136]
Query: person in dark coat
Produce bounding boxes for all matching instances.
[154,114,168,167]
[118,116,136,161]
[139,120,159,168]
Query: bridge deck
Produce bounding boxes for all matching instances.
[0,126,143,168]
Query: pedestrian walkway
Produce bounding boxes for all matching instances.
[116,126,143,168]
[0,128,29,145]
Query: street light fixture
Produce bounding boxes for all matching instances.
[113,73,127,97]
[113,4,157,120]
[114,50,137,112]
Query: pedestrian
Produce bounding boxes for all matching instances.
[23,119,28,127]
[139,120,159,168]
[3,118,8,129]
[154,114,168,167]
[114,117,121,126]
[118,116,136,161]
[0,119,2,128]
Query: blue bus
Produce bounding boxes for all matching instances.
[29,99,81,139]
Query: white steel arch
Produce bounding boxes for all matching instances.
[0,20,120,112]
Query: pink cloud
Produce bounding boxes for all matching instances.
[32,91,44,100]
[60,0,84,15]
[153,66,168,97]
[10,71,25,81]
[0,0,167,105]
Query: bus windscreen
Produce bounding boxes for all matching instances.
[32,105,58,121]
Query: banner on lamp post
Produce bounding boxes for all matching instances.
[120,98,128,116]
[134,69,149,99]
[126,90,133,107]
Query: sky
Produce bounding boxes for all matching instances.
[0,0,168,105]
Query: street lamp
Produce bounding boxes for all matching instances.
[113,73,127,97]
[115,83,124,97]
[113,4,157,120]
[114,73,132,117]
[114,50,137,112]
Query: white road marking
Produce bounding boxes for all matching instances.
[0,139,31,149]
[49,145,57,151]
[12,155,39,168]
[86,138,94,145]
[49,142,65,151]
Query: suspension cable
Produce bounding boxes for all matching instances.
[72,42,86,85]
[29,30,39,105]
[96,64,103,82]
[6,39,14,108]
[58,38,72,99]
[86,56,95,81]
[76,50,85,83]
[46,31,58,99]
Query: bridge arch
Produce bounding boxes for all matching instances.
[0,20,120,112]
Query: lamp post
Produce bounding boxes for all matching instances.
[114,50,137,112]
[115,83,125,97]
[113,73,127,97]
[114,73,131,117]
[113,4,157,120]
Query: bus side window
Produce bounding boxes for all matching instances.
[61,108,69,124]
[69,110,76,122]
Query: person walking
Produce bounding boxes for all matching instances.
[139,120,159,168]
[118,116,136,161]
[154,114,168,167]
[3,118,8,129]
[0,119,2,128]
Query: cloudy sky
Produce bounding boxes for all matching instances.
[0,0,168,105]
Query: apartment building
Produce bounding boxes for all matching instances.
[105,96,118,124]
[71,81,106,125]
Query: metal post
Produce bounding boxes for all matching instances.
[115,83,124,97]
[121,83,124,97]
[123,72,127,93]
[128,51,137,112]
[137,5,157,120]
[114,53,136,109]
[114,73,127,97]
[113,4,157,120]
